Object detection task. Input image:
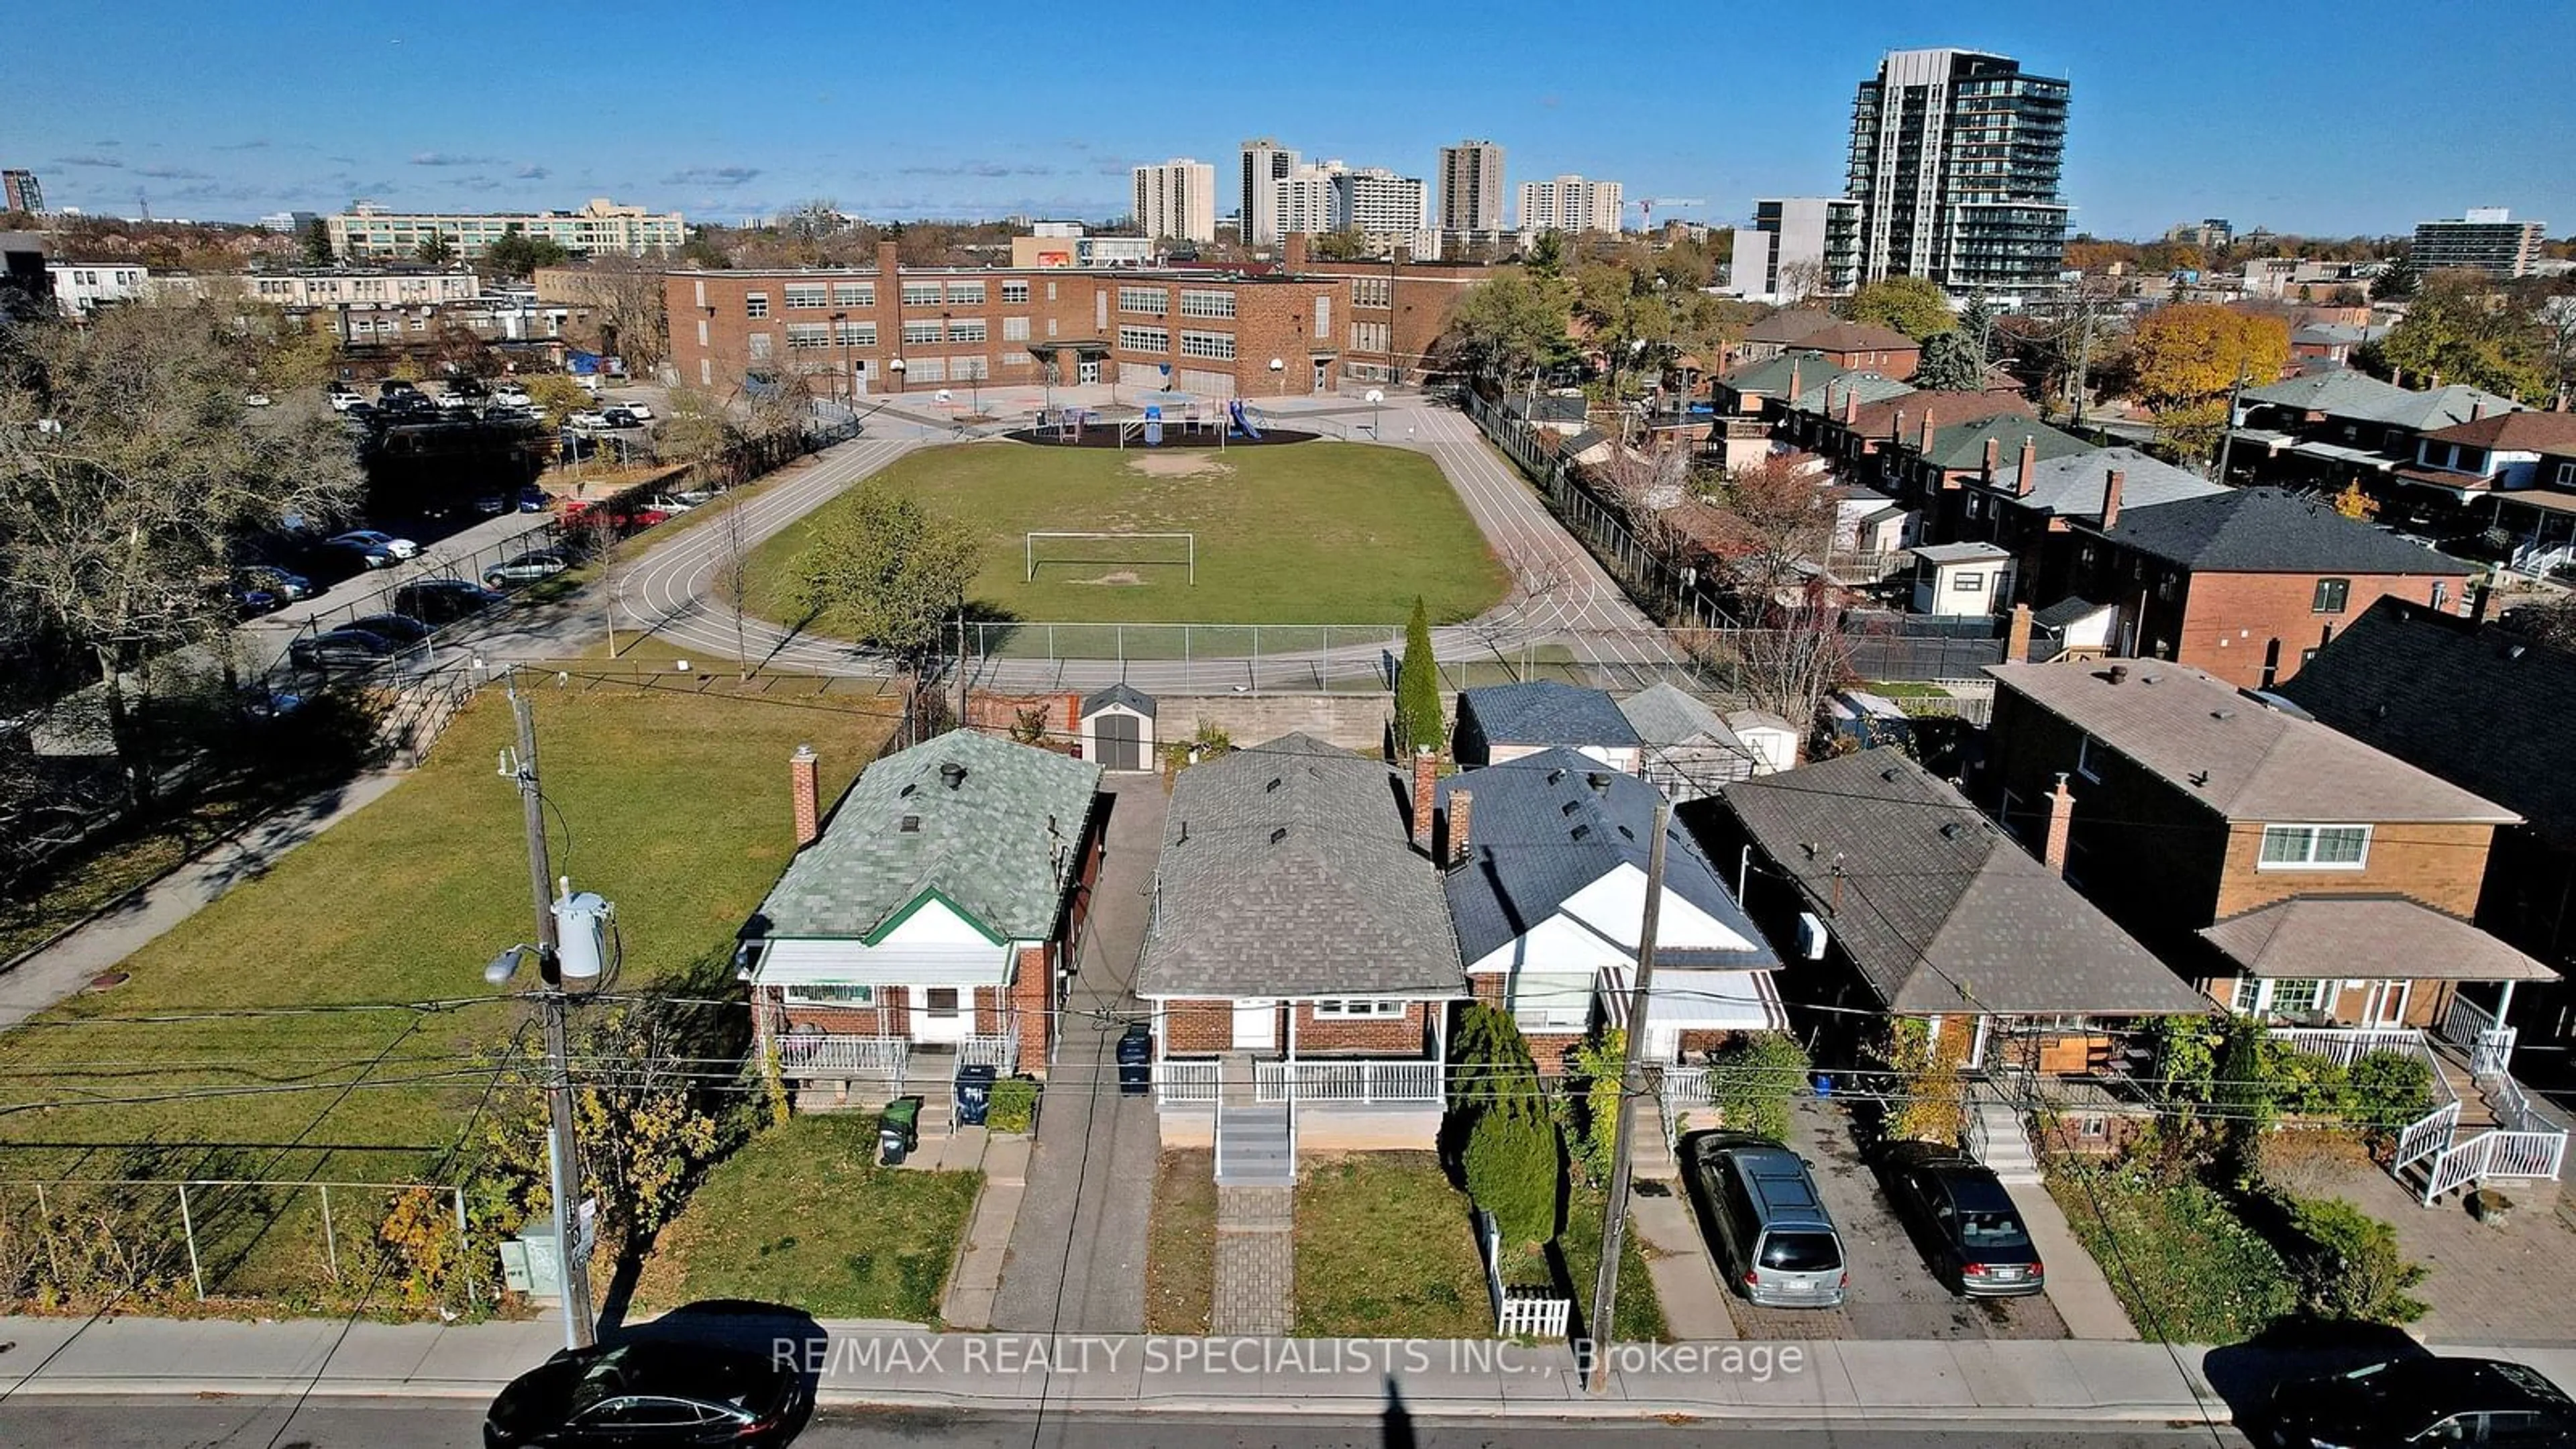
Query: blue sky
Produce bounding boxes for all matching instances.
[9,1,2572,238]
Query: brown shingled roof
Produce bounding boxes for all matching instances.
[2414,411,2576,452]
[1844,388,2032,438]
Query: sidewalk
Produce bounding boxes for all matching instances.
[0,771,408,1030]
[0,1316,2271,1423]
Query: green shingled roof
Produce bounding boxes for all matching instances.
[756,729,1102,941]
[1917,414,2092,472]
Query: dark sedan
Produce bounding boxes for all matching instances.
[347,612,435,645]
[2263,1354,2576,1448]
[287,627,400,671]
[1872,1140,2045,1297]
[394,578,508,624]
[484,1340,803,1448]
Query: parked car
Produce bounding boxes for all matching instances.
[236,685,306,721]
[239,565,315,602]
[245,392,273,408]
[392,578,506,623]
[565,411,610,431]
[672,487,719,507]
[1679,1130,1848,1308]
[436,389,476,411]
[598,407,643,429]
[641,494,695,513]
[2262,1355,2576,1448]
[484,550,572,588]
[484,1340,803,1448]
[327,529,419,561]
[490,386,532,408]
[326,538,399,570]
[619,401,656,422]
[518,485,551,512]
[326,384,364,411]
[347,612,435,645]
[287,627,400,670]
[231,581,285,617]
[378,379,421,400]
[1870,1140,2044,1297]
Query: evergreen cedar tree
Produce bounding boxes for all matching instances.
[1397,596,1444,754]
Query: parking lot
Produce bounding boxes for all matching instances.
[1699,1100,2070,1342]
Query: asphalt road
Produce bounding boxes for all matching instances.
[0,1397,2251,1448]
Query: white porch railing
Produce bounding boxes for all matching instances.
[959,1030,1020,1071]
[1251,1059,1442,1105]
[2426,1129,2569,1202]
[2265,1026,2426,1067]
[2394,1101,2460,1176]
[776,1033,909,1079]
[1157,1059,1220,1107]
[2441,994,2519,1079]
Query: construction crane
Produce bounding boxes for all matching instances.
[1626,197,1706,229]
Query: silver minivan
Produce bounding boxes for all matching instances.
[1681,1131,1849,1308]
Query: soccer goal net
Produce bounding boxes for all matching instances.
[1024,532,1197,584]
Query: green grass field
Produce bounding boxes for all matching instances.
[745,440,1508,629]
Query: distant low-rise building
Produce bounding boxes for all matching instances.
[328,198,684,260]
[2412,207,2546,278]
[45,260,151,316]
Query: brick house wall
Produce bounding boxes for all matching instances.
[2063,550,2465,690]
[1466,973,1585,1075]
[1287,1000,1438,1054]
[1162,1000,1236,1054]
[2205,973,2454,1029]
[2212,818,2494,920]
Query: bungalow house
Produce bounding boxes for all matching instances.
[2229,367,2520,505]
[1435,750,1785,1072]
[1947,444,2224,589]
[2283,599,2576,1055]
[1701,748,2208,1073]
[1981,659,2553,1044]
[2389,411,2576,522]
[1134,734,1464,1181]
[1615,683,1796,802]
[1809,388,2030,489]
[1453,680,1642,771]
[2053,484,2475,688]
[1778,319,1921,380]
[1731,308,1841,364]
[743,731,1106,1094]
[2489,443,2576,577]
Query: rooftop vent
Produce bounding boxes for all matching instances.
[1585,771,1613,793]
[1265,776,1282,793]
[1561,800,1582,816]
[939,761,967,791]
[899,815,922,833]
[2210,708,2235,720]
[1546,768,1566,785]
[899,783,917,798]
[2106,665,2131,684]
[1939,822,1965,839]
[1570,824,1593,841]
[1269,826,1288,845]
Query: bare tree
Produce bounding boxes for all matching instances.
[710,495,755,680]
[1697,453,1843,606]
[1775,260,1827,311]
[1711,577,1853,743]
[572,256,672,375]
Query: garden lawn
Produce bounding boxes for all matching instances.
[1146,1148,1216,1334]
[744,441,1507,628]
[2047,1161,2296,1344]
[631,1116,979,1322]
[0,684,891,1193]
[1295,1152,1491,1338]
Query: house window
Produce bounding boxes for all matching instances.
[924,987,961,1019]
[2265,978,2326,1017]
[2075,734,2103,782]
[1313,999,1406,1019]
[2557,461,2575,487]
[2258,823,2371,869]
[1509,973,1595,1032]
[744,292,769,319]
[783,983,875,1006]
[2312,578,2351,614]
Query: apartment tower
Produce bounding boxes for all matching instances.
[1438,140,1505,231]
[1837,48,2069,303]
[1132,159,1218,244]
[1238,138,1301,247]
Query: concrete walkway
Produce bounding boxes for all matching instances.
[1210,1185,1295,1336]
[989,775,1165,1334]
[1627,1185,1736,1340]
[940,1134,1030,1330]
[2002,1180,2139,1342]
[0,770,409,1030]
[0,1312,2492,1426]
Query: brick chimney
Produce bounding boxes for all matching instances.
[790,745,820,849]
[2101,468,2126,529]
[1789,360,1805,406]
[1982,436,2000,480]
[2006,602,2033,662]
[1919,408,1938,453]
[1843,387,1859,425]
[875,238,900,277]
[2042,772,2076,874]
[2470,399,2487,422]
[1411,747,1438,851]
[1892,406,1908,446]
[1445,788,1474,866]
[1283,231,1310,272]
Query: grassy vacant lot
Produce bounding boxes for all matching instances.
[745,441,1507,628]
[1295,1152,1491,1338]
[1146,1148,1216,1334]
[632,1116,980,1322]
[0,684,890,1195]
[2048,1161,2296,1343]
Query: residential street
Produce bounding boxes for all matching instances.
[990,773,1169,1333]
[0,1398,2251,1448]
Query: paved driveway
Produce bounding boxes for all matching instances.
[1720,1099,2070,1342]
[989,773,1166,1332]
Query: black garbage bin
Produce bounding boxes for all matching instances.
[954,1065,997,1128]
[1116,1022,1152,1097]
[878,1095,921,1166]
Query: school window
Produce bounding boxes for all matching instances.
[2312,577,2351,614]
[902,320,944,345]
[1352,277,1390,309]
[783,284,827,309]
[784,323,830,350]
[743,292,769,319]
[953,356,989,380]
[1313,296,1332,338]
[1178,330,1236,361]
[908,357,947,382]
[695,319,710,346]
[2258,824,2371,870]
[782,983,874,1006]
[945,282,985,305]
[1118,325,1169,353]
[1312,1000,1406,1019]
[947,319,987,343]
[1002,316,1030,341]
[831,282,875,307]
[1001,280,1030,304]
[834,321,876,346]
[747,333,773,361]
[1045,280,1058,301]
[1118,286,1168,315]
[1179,289,1236,319]
[901,282,943,307]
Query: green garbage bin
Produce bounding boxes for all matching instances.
[878,1095,922,1165]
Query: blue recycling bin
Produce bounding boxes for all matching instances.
[955,1064,997,1128]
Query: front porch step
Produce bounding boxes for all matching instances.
[1216,1104,1295,1186]
[2428,1043,2503,1130]
[1972,1101,2041,1185]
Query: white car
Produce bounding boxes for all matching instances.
[566,411,609,431]
[246,392,274,407]
[490,386,531,408]
[617,401,655,422]
[325,386,362,411]
[327,529,419,560]
[641,494,695,513]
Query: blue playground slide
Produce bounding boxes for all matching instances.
[1228,399,1263,440]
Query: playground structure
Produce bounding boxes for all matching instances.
[1011,397,1315,449]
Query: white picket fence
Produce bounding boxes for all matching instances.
[1251,1059,1440,1105]
[1479,1210,1572,1340]
[1157,1059,1220,1106]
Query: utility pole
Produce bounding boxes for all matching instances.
[2212,370,2249,484]
[1586,798,1669,1395]
[507,673,596,1350]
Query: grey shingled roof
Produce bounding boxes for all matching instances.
[1616,683,1740,749]
[757,729,1102,941]
[1439,750,1776,972]
[1134,733,1462,999]
[2282,598,2576,851]
[1081,682,1156,720]
[2242,368,2414,415]
[1986,659,2521,824]
[1911,542,2011,565]
[2096,486,2475,575]
[1719,749,2208,1015]
[1458,681,1643,749]
[1917,414,2092,472]
[2363,384,2522,433]
[1790,370,1913,415]
[1986,446,2225,519]
[2201,897,2558,982]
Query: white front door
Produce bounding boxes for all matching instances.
[2365,980,2411,1029]
[1232,999,1275,1051]
[912,987,968,1044]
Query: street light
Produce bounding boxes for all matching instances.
[1365,386,1385,441]
[890,356,906,395]
[830,310,851,408]
[1269,357,1285,398]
